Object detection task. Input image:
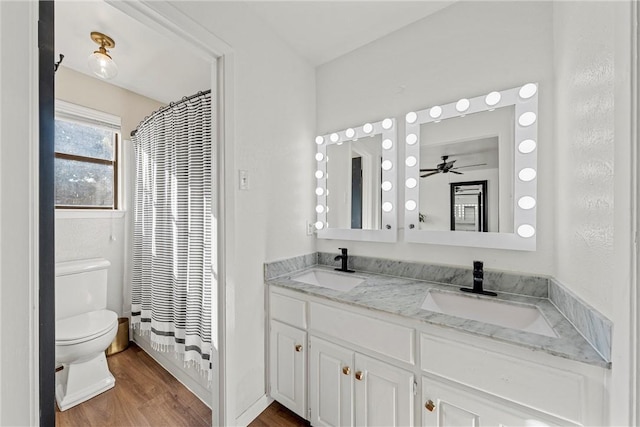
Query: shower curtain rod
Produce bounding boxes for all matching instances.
[130,89,211,137]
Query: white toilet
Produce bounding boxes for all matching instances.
[55,258,119,411]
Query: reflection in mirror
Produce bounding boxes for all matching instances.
[326,135,382,230]
[450,181,488,232]
[315,119,397,242]
[418,106,513,233]
[404,83,538,251]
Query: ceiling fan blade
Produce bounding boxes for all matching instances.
[450,170,463,175]
[420,168,439,172]
[420,171,440,178]
[454,163,487,169]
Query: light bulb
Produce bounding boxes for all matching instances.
[88,51,118,79]
[382,118,393,130]
[406,112,418,124]
[406,134,418,145]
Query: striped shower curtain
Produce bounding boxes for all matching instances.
[131,91,212,378]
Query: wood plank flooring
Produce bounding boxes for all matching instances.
[56,342,308,426]
[248,401,309,427]
[56,343,211,427]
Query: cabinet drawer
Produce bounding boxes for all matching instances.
[270,292,307,329]
[310,302,414,364]
[420,333,585,423]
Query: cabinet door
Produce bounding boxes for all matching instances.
[309,336,355,427]
[269,320,306,418]
[421,376,576,427]
[354,353,414,427]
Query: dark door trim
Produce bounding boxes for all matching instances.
[39,0,56,425]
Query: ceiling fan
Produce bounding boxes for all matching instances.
[420,155,487,178]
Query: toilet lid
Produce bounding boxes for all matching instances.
[56,310,118,345]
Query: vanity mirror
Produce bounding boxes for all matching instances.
[404,83,538,250]
[314,118,397,242]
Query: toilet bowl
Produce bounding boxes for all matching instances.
[55,259,119,411]
[55,310,118,411]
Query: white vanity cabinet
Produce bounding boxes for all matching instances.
[267,286,606,427]
[268,292,308,418]
[421,376,576,427]
[309,335,414,427]
[269,320,307,418]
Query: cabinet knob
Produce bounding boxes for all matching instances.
[355,371,363,381]
[295,344,303,352]
[342,366,351,375]
[425,399,435,412]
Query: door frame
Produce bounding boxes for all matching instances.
[37,1,236,425]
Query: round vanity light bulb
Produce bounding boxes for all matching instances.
[345,128,356,138]
[381,160,393,171]
[518,196,536,210]
[382,202,393,212]
[429,106,442,119]
[315,136,324,145]
[363,123,374,134]
[485,91,501,107]
[382,139,393,150]
[316,205,325,213]
[381,181,392,191]
[406,178,417,189]
[405,156,417,167]
[519,83,537,99]
[315,152,324,161]
[406,111,418,124]
[406,134,418,145]
[405,200,417,211]
[330,133,340,143]
[518,139,537,154]
[315,221,325,230]
[456,98,470,113]
[517,224,535,238]
[518,168,537,182]
[315,187,324,196]
[315,170,324,179]
[518,112,537,127]
[382,118,393,130]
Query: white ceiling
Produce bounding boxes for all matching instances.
[55,0,212,105]
[245,1,456,66]
[55,1,454,104]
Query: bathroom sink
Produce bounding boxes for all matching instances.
[421,290,557,338]
[291,269,364,292]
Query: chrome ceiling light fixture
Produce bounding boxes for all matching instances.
[88,31,118,79]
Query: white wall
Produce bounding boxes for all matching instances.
[553,1,635,425]
[168,2,317,420]
[0,2,37,425]
[316,1,555,274]
[55,66,163,316]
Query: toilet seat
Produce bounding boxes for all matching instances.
[56,309,118,346]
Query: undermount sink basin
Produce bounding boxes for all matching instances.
[421,290,557,338]
[291,269,364,292]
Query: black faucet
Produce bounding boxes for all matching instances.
[334,248,355,273]
[460,260,497,296]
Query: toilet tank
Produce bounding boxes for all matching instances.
[55,258,111,320]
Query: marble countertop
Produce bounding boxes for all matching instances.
[266,265,610,369]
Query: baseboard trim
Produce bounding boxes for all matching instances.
[235,394,272,426]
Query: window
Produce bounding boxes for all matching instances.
[54,101,121,209]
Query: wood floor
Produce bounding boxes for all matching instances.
[55,343,308,426]
[56,343,211,426]
[248,401,309,427]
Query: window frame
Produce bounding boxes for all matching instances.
[54,100,122,210]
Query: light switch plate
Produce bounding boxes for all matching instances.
[239,170,249,190]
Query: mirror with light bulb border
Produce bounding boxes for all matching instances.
[404,83,538,251]
[314,118,398,242]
